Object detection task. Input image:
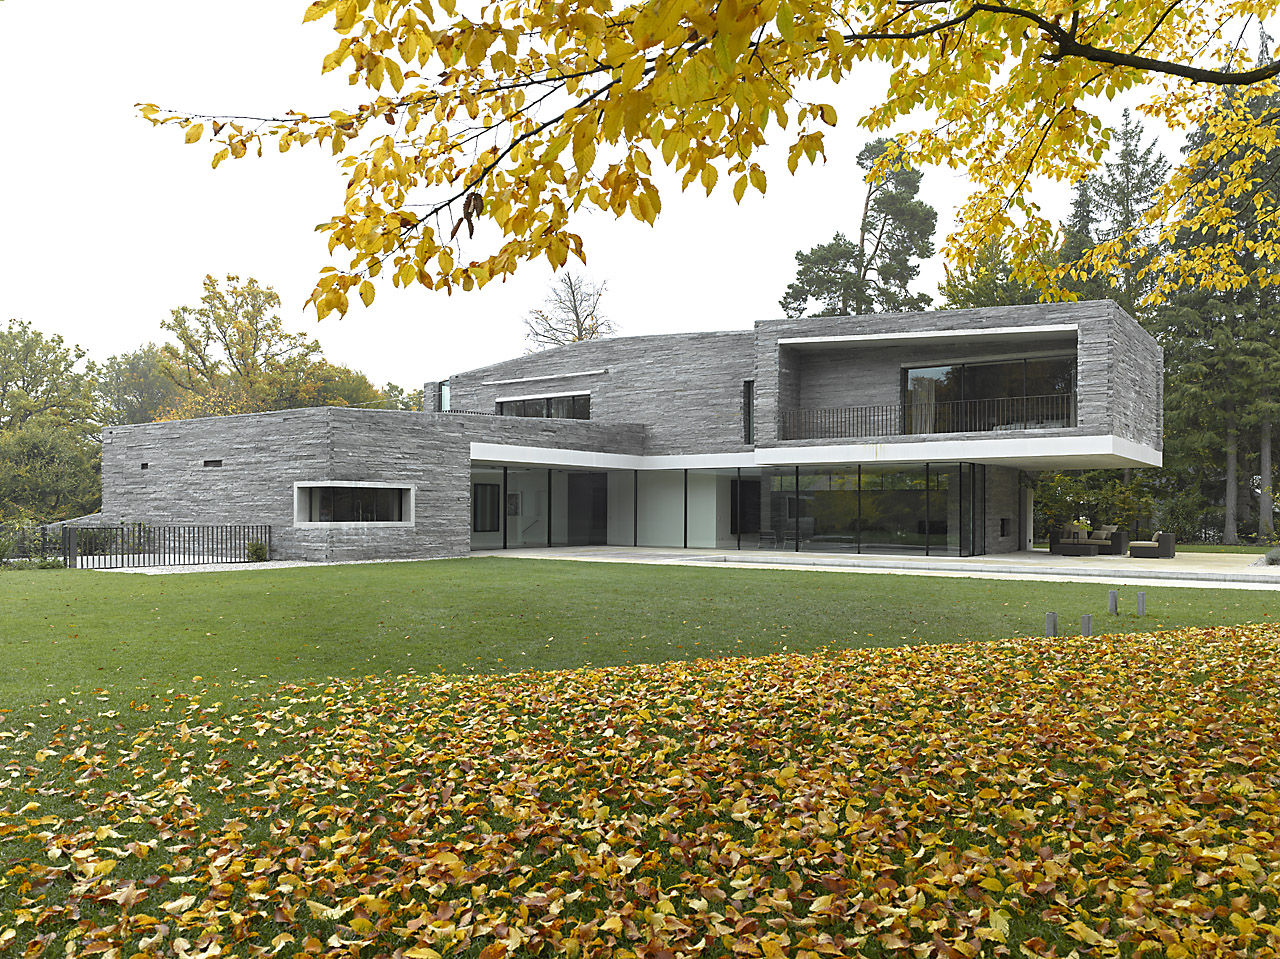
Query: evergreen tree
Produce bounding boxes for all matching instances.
[1090,110,1171,319]
[939,241,1043,309]
[781,139,936,317]
[1158,48,1280,543]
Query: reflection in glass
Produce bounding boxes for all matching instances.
[904,355,1075,434]
[775,464,986,555]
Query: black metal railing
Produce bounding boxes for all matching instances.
[56,524,273,569]
[780,393,1077,441]
[0,526,63,563]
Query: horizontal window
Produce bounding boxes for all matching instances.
[497,393,590,419]
[294,484,413,526]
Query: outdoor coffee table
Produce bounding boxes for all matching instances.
[1056,543,1100,556]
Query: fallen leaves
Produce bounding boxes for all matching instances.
[2,625,1280,956]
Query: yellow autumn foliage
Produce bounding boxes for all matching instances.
[138,1,1280,314]
[3,625,1280,955]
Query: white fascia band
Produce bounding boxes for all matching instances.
[495,390,592,404]
[471,434,1161,471]
[778,323,1078,347]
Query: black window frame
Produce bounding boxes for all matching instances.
[743,380,755,444]
[497,394,591,420]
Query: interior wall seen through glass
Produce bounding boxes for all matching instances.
[309,486,405,523]
[904,355,1076,433]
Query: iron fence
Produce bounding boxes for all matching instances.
[58,524,272,569]
[780,393,1077,441]
[0,526,63,563]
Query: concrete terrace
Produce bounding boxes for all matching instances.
[472,546,1280,590]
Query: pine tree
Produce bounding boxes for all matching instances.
[781,139,936,317]
[1091,110,1171,319]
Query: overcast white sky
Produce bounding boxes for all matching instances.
[0,1,1156,388]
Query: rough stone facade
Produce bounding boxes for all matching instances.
[446,331,756,455]
[102,300,1161,561]
[102,410,646,562]
[753,301,1161,449]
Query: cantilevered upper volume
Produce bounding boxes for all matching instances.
[101,301,1161,561]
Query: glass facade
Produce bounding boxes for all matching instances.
[903,355,1076,433]
[753,464,978,554]
[472,463,995,556]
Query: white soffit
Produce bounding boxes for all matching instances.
[778,323,1078,349]
[756,434,1162,470]
[471,435,1162,471]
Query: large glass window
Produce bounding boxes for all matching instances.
[299,485,409,524]
[904,355,1075,433]
[497,394,590,419]
[757,464,986,555]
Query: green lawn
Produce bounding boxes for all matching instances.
[4,559,1280,956]
[2,556,1278,733]
[1172,542,1275,554]
[1035,540,1274,554]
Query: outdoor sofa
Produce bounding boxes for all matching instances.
[1049,523,1130,556]
[1129,531,1176,559]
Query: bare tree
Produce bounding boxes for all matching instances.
[523,274,614,349]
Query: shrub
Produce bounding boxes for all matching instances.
[247,540,269,563]
[1267,547,1280,566]
[1,557,64,571]
[0,525,23,564]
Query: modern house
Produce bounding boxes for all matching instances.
[99,301,1162,561]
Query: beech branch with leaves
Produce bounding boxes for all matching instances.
[141,0,1280,317]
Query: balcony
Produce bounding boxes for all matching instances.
[779,393,1077,441]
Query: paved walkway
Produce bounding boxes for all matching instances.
[99,546,1279,589]
[473,546,1280,590]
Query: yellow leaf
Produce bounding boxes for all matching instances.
[572,114,598,173]
[303,2,333,23]
[359,280,375,307]
[775,0,794,41]
[185,123,204,144]
[1064,921,1109,947]
[162,895,197,915]
[404,948,441,959]
[602,915,623,933]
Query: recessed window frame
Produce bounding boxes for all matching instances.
[293,481,416,529]
[495,391,591,419]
